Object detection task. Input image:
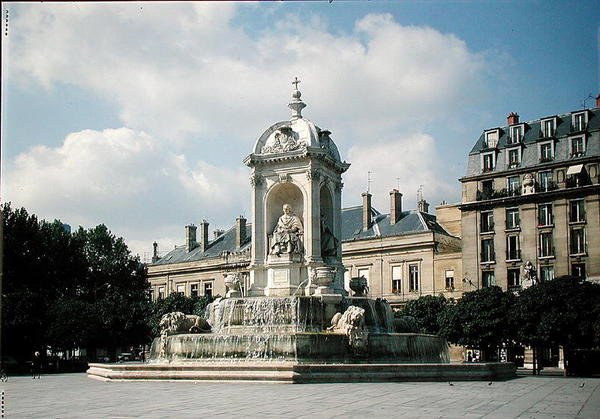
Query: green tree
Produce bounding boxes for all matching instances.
[397,295,449,335]
[513,277,600,374]
[438,286,516,361]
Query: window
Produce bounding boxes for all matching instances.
[572,112,586,131]
[570,136,585,157]
[482,271,495,287]
[176,284,185,295]
[540,266,554,282]
[539,232,554,258]
[158,287,165,300]
[571,263,586,279]
[538,171,553,192]
[509,125,523,144]
[485,130,499,148]
[539,141,554,162]
[480,211,494,233]
[481,238,495,262]
[204,281,213,298]
[482,152,495,172]
[570,228,586,255]
[542,118,555,137]
[409,264,419,292]
[358,268,370,284]
[538,203,553,226]
[507,147,521,168]
[506,208,520,230]
[506,235,521,261]
[391,266,402,294]
[445,270,455,290]
[507,268,521,289]
[190,283,199,297]
[507,176,520,196]
[569,199,585,223]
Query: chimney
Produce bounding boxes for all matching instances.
[236,216,247,249]
[596,94,600,108]
[362,192,372,230]
[185,224,197,252]
[507,112,519,125]
[199,220,209,252]
[390,189,403,224]
[417,199,430,214]
[213,229,225,240]
[152,241,160,263]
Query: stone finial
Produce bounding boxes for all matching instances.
[289,76,306,120]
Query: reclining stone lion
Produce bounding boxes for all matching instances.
[159,311,211,336]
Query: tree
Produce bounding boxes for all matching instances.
[513,276,600,374]
[397,295,450,335]
[438,286,516,361]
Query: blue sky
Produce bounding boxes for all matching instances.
[2,1,599,259]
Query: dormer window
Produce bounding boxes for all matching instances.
[506,147,521,168]
[481,152,495,172]
[570,136,585,158]
[484,130,499,148]
[541,118,556,138]
[508,125,523,144]
[539,141,554,163]
[572,112,587,132]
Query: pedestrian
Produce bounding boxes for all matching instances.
[467,351,473,363]
[31,351,42,379]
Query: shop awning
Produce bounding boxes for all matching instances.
[566,164,584,175]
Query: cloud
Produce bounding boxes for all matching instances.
[343,134,454,212]
[3,128,248,257]
[3,4,493,253]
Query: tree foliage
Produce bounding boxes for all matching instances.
[397,295,449,335]
[2,203,151,362]
[438,286,516,358]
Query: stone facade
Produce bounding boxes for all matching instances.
[459,101,600,289]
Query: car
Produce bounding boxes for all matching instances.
[117,353,135,362]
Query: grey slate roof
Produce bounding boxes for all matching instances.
[469,108,600,155]
[152,207,451,266]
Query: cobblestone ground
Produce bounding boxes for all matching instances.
[1,373,599,418]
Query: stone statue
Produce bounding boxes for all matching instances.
[270,204,303,255]
[320,214,338,257]
[159,312,212,336]
[522,260,538,285]
[522,173,535,195]
[224,273,242,298]
[327,306,368,354]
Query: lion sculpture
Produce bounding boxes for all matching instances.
[327,305,368,354]
[159,311,211,336]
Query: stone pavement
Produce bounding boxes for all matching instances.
[1,373,599,418]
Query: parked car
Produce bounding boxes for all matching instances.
[117,353,135,362]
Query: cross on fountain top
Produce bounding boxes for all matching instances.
[292,77,301,90]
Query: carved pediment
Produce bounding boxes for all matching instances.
[261,127,306,154]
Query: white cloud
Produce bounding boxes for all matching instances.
[3,3,493,252]
[3,128,248,258]
[343,134,454,212]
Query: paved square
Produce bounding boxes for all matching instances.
[2,373,599,418]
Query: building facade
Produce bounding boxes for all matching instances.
[459,99,600,290]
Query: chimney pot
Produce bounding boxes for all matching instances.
[236,216,247,249]
[362,192,372,230]
[507,112,519,125]
[417,199,430,214]
[185,224,197,252]
[389,189,403,224]
[596,94,600,108]
[199,220,209,252]
[152,241,159,263]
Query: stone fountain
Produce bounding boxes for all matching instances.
[88,80,514,383]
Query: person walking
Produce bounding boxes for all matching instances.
[31,351,42,379]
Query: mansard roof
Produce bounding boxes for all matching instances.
[151,206,452,266]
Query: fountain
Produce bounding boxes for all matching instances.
[87,80,514,382]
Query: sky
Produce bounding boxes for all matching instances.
[2,1,599,261]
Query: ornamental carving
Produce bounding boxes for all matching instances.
[249,173,263,186]
[306,168,321,181]
[261,127,306,154]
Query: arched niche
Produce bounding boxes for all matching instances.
[319,183,336,258]
[265,182,305,236]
